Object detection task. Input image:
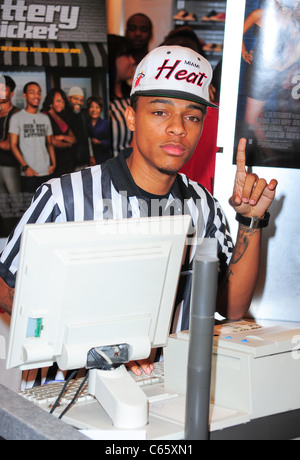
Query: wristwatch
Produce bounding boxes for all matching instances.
[235,212,270,229]
[22,165,29,172]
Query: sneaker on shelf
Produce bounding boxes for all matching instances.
[203,43,223,52]
[184,12,197,21]
[210,12,226,22]
[203,43,216,51]
[214,43,223,52]
[173,9,189,20]
[201,10,218,21]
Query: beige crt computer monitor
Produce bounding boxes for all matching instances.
[6,215,191,429]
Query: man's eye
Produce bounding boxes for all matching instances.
[153,111,165,117]
[187,115,201,122]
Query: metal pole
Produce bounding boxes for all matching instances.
[184,239,219,440]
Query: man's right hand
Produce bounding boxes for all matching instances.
[24,166,39,176]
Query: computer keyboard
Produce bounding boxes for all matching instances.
[19,361,165,411]
[19,377,90,407]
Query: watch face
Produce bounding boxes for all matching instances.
[250,217,260,229]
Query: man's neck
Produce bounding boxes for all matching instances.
[25,105,38,114]
[126,153,177,196]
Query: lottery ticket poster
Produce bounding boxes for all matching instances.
[0,0,109,237]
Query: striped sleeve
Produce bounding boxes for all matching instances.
[198,184,234,265]
[110,98,132,157]
[180,175,234,275]
[0,165,125,287]
[0,183,62,288]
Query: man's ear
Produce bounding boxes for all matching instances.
[125,105,136,132]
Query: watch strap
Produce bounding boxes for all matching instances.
[235,212,270,229]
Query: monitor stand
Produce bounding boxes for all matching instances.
[88,365,148,429]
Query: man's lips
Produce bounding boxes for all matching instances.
[161,143,186,156]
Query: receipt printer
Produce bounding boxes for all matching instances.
[164,324,300,419]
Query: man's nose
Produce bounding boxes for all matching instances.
[167,115,186,136]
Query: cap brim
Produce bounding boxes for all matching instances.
[132,89,218,109]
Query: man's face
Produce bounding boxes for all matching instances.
[69,94,84,113]
[24,84,41,108]
[126,96,206,177]
[126,15,152,51]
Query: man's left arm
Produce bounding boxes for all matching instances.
[217,138,277,320]
[217,224,261,319]
[46,135,56,175]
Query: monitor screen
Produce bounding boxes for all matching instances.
[6,215,191,373]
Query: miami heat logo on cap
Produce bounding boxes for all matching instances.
[134,72,145,88]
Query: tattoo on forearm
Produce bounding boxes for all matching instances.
[231,226,259,265]
[223,226,260,286]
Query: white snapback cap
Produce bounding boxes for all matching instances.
[131,45,217,108]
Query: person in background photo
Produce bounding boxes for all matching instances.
[108,34,135,156]
[42,88,76,177]
[9,81,56,196]
[66,86,90,170]
[0,76,20,196]
[86,96,111,165]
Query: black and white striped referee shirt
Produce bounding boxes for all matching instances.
[0,148,234,387]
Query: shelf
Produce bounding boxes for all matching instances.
[185,0,226,2]
[174,20,225,30]
[173,0,226,67]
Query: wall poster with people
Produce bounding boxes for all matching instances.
[233,0,300,169]
[0,0,110,238]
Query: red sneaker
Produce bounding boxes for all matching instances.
[210,12,226,22]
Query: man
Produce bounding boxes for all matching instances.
[0,76,20,196]
[0,46,277,379]
[9,82,56,195]
[67,86,90,170]
[125,13,153,65]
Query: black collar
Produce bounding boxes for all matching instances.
[106,148,193,202]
